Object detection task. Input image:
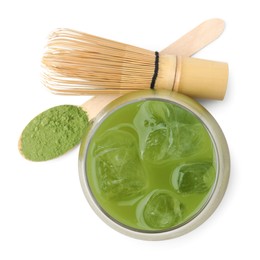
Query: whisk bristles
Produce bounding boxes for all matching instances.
[42,28,157,95]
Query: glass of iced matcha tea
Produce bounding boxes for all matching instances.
[79,90,230,240]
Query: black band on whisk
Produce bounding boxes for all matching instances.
[150,51,159,89]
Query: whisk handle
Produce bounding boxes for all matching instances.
[174,56,228,100]
[156,55,228,100]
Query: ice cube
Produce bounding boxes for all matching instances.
[167,123,206,159]
[141,190,183,229]
[134,101,174,161]
[172,162,215,194]
[93,128,146,200]
[142,128,170,161]
[133,101,207,163]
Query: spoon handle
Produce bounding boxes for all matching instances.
[81,94,121,120]
[82,19,225,121]
[160,18,225,56]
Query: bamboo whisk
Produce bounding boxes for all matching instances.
[42,28,228,99]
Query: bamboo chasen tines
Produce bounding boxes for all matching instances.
[42,28,156,95]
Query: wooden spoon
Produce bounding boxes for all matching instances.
[19,19,225,159]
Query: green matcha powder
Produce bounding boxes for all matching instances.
[21,105,88,161]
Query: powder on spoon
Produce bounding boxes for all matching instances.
[20,105,88,161]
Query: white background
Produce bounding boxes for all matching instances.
[0,0,259,259]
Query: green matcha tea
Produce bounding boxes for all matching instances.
[86,100,216,231]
